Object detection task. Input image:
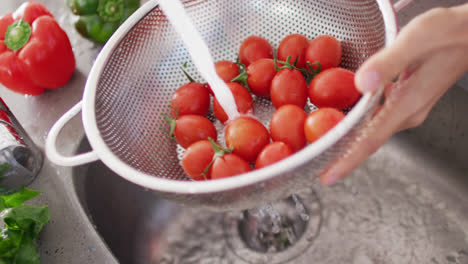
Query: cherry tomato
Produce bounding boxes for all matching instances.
[277,34,309,68]
[304,108,345,143]
[309,68,361,110]
[213,82,254,123]
[171,82,210,116]
[270,69,308,109]
[211,154,252,179]
[181,140,214,181]
[225,116,270,162]
[239,36,273,67]
[204,83,214,96]
[269,105,307,152]
[255,142,294,169]
[305,35,342,71]
[172,115,217,149]
[246,58,276,97]
[215,60,240,82]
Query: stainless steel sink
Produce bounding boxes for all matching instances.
[72,84,468,264]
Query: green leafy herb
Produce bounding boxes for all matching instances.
[0,164,8,178]
[0,183,49,264]
[0,189,41,210]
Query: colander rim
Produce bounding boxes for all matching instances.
[82,0,397,194]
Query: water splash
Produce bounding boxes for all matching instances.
[157,0,239,121]
[292,194,310,221]
[261,203,282,234]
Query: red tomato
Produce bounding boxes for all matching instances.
[305,35,342,71]
[309,68,361,110]
[213,82,254,123]
[255,142,294,169]
[270,69,308,109]
[304,108,345,143]
[246,58,276,97]
[277,34,309,68]
[181,140,214,181]
[270,105,307,152]
[204,83,214,96]
[173,115,217,149]
[171,82,211,116]
[211,154,252,179]
[238,36,273,67]
[215,60,240,82]
[225,117,270,162]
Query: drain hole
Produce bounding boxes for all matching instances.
[224,189,322,264]
[238,196,309,253]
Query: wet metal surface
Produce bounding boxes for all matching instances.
[73,85,468,264]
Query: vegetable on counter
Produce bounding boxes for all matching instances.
[0,178,50,264]
[0,1,76,96]
[67,0,140,44]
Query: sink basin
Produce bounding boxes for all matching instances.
[73,84,468,263]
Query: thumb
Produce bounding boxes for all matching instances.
[355,5,468,93]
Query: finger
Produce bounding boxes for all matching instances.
[393,47,468,130]
[321,47,468,186]
[320,101,397,186]
[355,4,468,93]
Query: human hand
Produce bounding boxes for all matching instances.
[321,3,468,186]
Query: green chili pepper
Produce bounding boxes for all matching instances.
[67,0,140,44]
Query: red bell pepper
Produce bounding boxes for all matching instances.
[0,1,76,95]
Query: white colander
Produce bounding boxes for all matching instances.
[46,0,412,211]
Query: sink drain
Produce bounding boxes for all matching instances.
[223,188,323,264]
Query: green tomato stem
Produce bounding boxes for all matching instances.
[200,138,232,180]
[274,55,322,84]
[180,67,196,83]
[162,113,177,139]
[232,61,251,92]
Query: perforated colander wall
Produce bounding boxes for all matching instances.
[94,0,386,183]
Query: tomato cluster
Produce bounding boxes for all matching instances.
[166,34,361,181]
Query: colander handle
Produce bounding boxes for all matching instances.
[45,101,99,167]
[393,0,413,12]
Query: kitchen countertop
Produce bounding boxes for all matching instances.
[1,0,116,263]
[0,0,466,263]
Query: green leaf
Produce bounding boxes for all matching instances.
[4,206,49,239]
[0,258,11,264]
[0,164,8,177]
[0,199,7,213]
[0,188,48,263]
[0,229,23,258]
[0,189,41,209]
[12,236,40,264]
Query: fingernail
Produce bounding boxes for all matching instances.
[321,171,341,186]
[356,69,380,93]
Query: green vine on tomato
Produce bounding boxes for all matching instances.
[230,59,251,92]
[200,138,233,180]
[274,55,321,84]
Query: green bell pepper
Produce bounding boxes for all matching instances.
[67,0,140,44]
